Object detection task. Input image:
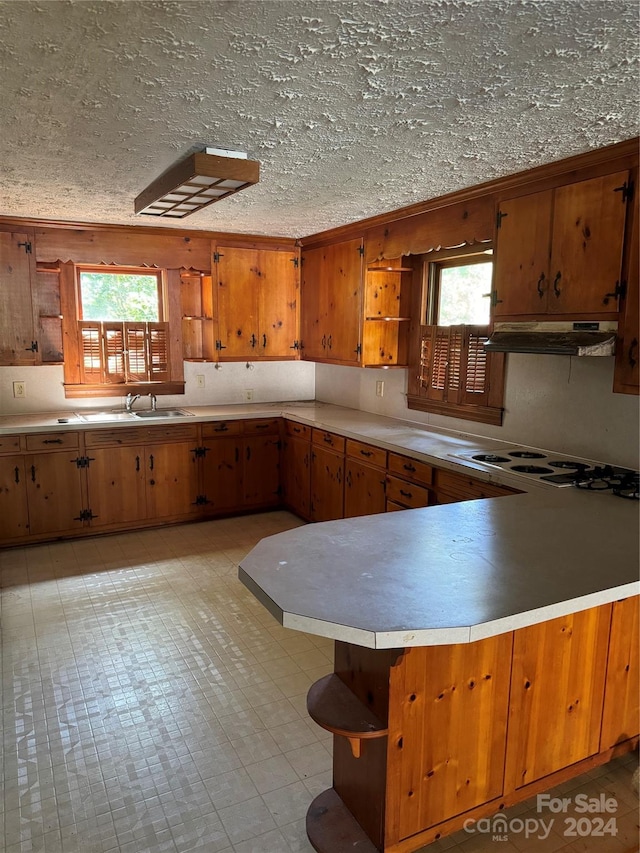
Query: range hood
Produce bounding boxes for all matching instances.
[484,321,617,356]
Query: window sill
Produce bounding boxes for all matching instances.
[63,382,185,399]
[407,395,504,426]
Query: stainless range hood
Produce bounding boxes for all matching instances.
[484,321,617,356]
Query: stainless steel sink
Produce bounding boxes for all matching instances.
[133,409,192,419]
[78,411,137,422]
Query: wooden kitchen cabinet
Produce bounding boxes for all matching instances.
[85,425,200,527]
[344,439,387,518]
[310,430,345,521]
[180,270,217,362]
[614,184,639,394]
[244,434,281,507]
[281,421,311,519]
[385,452,433,511]
[300,237,363,364]
[600,597,639,748]
[25,448,85,535]
[435,468,520,504]
[0,452,30,540]
[493,172,631,318]
[361,257,412,367]
[216,246,299,359]
[0,228,39,364]
[504,606,611,790]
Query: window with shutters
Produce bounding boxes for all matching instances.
[408,248,505,426]
[60,264,184,398]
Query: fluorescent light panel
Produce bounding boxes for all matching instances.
[135,150,260,218]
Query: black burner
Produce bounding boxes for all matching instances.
[508,450,546,459]
[472,454,510,463]
[613,472,640,500]
[573,466,638,494]
[547,460,590,470]
[511,464,554,474]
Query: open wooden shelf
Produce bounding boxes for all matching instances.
[306,788,379,853]
[307,673,387,758]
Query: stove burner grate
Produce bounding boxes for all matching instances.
[472,453,510,463]
[508,450,546,459]
[511,464,554,474]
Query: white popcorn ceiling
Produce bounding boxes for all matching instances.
[0,0,638,238]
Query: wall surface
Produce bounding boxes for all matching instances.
[0,361,316,416]
[315,357,640,470]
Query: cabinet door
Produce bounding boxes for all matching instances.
[300,244,329,359]
[505,607,611,790]
[25,452,85,535]
[310,445,344,521]
[0,230,38,364]
[216,247,260,358]
[548,171,629,315]
[614,191,639,393]
[492,191,553,317]
[243,436,280,507]
[86,446,147,527]
[202,436,243,512]
[0,456,30,539]
[258,250,299,357]
[601,597,639,748]
[326,237,363,363]
[281,435,311,519]
[344,459,386,518]
[145,442,199,519]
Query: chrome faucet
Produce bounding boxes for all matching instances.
[125,393,141,412]
[148,393,157,411]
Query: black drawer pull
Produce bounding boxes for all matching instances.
[14,466,20,484]
[255,423,269,429]
[31,465,36,482]
[135,455,140,472]
[149,454,154,471]
[360,449,373,457]
[214,424,229,432]
[323,435,333,444]
[403,463,416,473]
[43,438,63,445]
[400,489,412,498]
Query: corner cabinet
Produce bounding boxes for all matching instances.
[215,246,299,360]
[300,237,363,364]
[362,257,413,367]
[492,171,631,319]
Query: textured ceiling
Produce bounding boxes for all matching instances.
[0,0,638,238]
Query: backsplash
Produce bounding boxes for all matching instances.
[0,361,316,415]
[315,355,640,470]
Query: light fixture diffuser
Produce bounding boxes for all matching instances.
[135,149,260,218]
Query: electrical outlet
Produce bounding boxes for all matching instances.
[244,389,254,402]
[196,374,205,389]
[376,380,384,398]
[13,381,26,399]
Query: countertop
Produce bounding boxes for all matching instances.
[3,402,638,648]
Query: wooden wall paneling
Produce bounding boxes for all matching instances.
[165,270,185,383]
[601,597,640,748]
[386,636,512,844]
[504,606,612,792]
[35,228,212,270]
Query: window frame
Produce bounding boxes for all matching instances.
[60,262,185,399]
[407,246,505,426]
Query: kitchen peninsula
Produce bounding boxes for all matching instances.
[240,470,639,852]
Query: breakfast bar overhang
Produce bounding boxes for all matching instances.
[239,490,639,853]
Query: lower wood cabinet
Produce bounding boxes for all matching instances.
[25,449,85,535]
[435,469,521,503]
[244,434,280,507]
[310,430,345,521]
[201,429,243,513]
[344,439,387,518]
[281,423,311,520]
[0,454,30,539]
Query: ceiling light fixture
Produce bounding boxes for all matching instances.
[135,147,260,219]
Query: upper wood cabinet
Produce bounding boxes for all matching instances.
[300,237,363,364]
[216,246,299,360]
[361,258,412,367]
[614,187,639,394]
[0,228,39,365]
[493,171,631,318]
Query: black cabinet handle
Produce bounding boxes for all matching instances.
[255,423,269,430]
[537,273,546,299]
[135,455,140,472]
[31,465,36,482]
[629,338,638,368]
[403,463,416,473]
[149,454,154,471]
[553,271,561,298]
[327,335,332,350]
[262,333,267,348]
[360,449,373,458]
[235,447,240,463]
[400,489,412,498]
[246,446,251,461]
[14,466,20,484]
[323,435,333,444]
[321,335,326,349]
[214,424,229,432]
[250,334,257,348]
[346,471,352,487]
[43,438,63,445]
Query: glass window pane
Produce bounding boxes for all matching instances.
[80,272,160,322]
[437,262,492,325]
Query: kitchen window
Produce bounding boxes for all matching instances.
[407,248,505,426]
[60,263,184,398]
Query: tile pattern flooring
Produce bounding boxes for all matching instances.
[0,511,638,853]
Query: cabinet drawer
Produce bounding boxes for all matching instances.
[202,420,243,438]
[312,429,346,453]
[0,434,22,454]
[346,439,386,469]
[25,431,79,451]
[243,417,281,436]
[285,421,310,440]
[385,475,430,508]
[388,453,433,486]
[435,469,520,502]
[85,425,197,447]
[386,500,407,513]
